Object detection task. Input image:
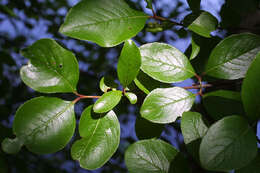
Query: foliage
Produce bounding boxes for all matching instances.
[1,0,260,172]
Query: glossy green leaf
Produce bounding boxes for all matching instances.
[134,70,171,94]
[20,39,79,93]
[71,105,120,170]
[190,34,200,60]
[99,76,118,92]
[242,52,260,120]
[140,43,195,83]
[135,116,164,140]
[188,11,218,38]
[145,0,153,10]
[1,137,23,154]
[200,116,257,171]
[125,92,137,104]
[93,91,122,113]
[205,33,260,79]
[140,87,196,124]
[125,139,178,173]
[187,0,201,12]
[59,0,148,47]
[117,40,141,87]
[13,97,76,154]
[235,150,260,173]
[203,90,244,120]
[181,112,208,144]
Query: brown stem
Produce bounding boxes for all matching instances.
[73,92,101,104]
[182,84,212,90]
[149,15,184,26]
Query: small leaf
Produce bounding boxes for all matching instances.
[117,40,141,87]
[135,116,164,140]
[145,0,153,10]
[199,115,257,171]
[188,11,218,38]
[140,42,195,83]
[71,105,120,170]
[125,92,137,104]
[1,137,23,154]
[205,33,260,79]
[20,39,79,93]
[93,91,122,113]
[134,70,171,94]
[242,52,260,120]
[59,0,148,47]
[99,76,118,92]
[190,34,200,60]
[125,139,178,173]
[187,0,201,12]
[235,150,260,173]
[203,90,244,120]
[140,87,196,124]
[13,96,76,154]
[181,111,208,144]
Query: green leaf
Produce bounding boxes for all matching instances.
[59,0,148,47]
[20,39,79,93]
[1,137,23,154]
[93,91,122,113]
[188,11,218,38]
[117,40,141,87]
[140,87,196,124]
[99,76,118,92]
[125,92,137,104]
[140,43,195,83]
[134,70,171,94]
[242,52,260,120]
[187,0,201,12]
[190,34,200,60]
[199,115,257,171]
[71,105,120,170]
[181,112,208,144]
[235,150,260,173]
[203,90,244,120]
[135,116,164,140]
[205,33,260,79]
[13,97,76,154]
[145,0,153,10]
[125,139,178,173]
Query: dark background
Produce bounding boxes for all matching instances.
[0,0,259,172]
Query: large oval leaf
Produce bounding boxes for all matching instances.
[20,39,79,93]
[203,90,244,120]
[140,43,195,83]
[117,39,141,87]
[59,0,148,47]
[71,105,120,170]
[181,111,208,144]
[93,90,122,113]
[13,97,76,154]
[242,52,260,120]
[205,33,260,79]
[140,87,196,124]
[199,115,257,171]
[188,11,218,38]
[125,139,178,173]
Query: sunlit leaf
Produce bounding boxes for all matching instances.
[140,87,196,123]
[140,43,195,83]
[125,92,137,104]
[59,0,148,47]
[200,116,257,171]
[117,40,141,87]
[205,33,260,79]
[125,139,178,173]
[71,105,120,170]
[93,91,122,113]
[13,97,76,154]
[20,39,79,93]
